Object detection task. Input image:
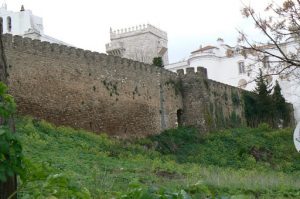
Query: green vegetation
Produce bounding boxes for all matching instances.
[13,118,300,198]
[165,79,183,96]
[102,80,119,97]
[231,91,240,107]
[152,57,164,68]
[148,126,300,172]
[243,70,290,128]
[273,80,290,127]
[0,82,23,199]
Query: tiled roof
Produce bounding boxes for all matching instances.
[191,45,218,54]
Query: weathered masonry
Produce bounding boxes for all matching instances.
[3,34,246,137]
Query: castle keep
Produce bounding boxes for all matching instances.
[4,34,246,137]
[106,24,168,65]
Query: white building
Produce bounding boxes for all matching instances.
[165,38,300,123]
[106,24,168,65]
[0,3,69,45]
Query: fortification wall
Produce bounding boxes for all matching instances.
[3,34,182,137]
[2,33,249,137]
[178,67,246,131]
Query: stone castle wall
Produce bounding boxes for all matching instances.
[3,34,181,137]
[178,67,246,131]
[3,34,246,137]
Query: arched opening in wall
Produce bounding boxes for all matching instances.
[0,17,3,33]
[177,109,183,127]
[7,16,12,32]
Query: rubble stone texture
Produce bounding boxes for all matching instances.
[4,34,248,137]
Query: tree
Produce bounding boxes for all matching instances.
[243,91,258,127]
[254,69,274,125]
[272,80,290,127]
[239,0,300,80]
[152,57,164,68]
[243,70,273,127]
[243,70,292,128]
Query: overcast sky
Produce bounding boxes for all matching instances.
[3,0,279,63]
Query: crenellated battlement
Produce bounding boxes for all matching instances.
[3,32,182,137]
[110,23,167,40]
[3,32,250,137]
[106,23,168,65]
[176,67,208,79]
[2,34,175,81]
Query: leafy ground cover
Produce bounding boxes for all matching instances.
[147,125,300,172]
[14,117,300,198]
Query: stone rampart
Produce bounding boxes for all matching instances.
[3,34,181,137]
[3,34,251,137]
[178,67,246,131]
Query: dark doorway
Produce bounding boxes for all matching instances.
[177,109,183,127]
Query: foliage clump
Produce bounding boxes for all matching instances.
[0,82,23,184]
[0,82,92,198]
[13,117,300,198]
[231,91,240,106]
[243,70,290,128]
[148,126,299,173]
[152,57,164,68]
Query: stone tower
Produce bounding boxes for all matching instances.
[106,24,168,65]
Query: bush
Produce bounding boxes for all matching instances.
[0,82,23,183]
[0,126,23,183]
[146,126,298,172]
[147,127,201,161]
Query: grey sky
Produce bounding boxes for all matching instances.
[4,0,277,63]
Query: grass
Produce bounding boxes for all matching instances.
[147,125,300,172]
[14,117,300,198]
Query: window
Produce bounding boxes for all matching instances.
[238,61,245,74]
[263,56,270,68]
[7,16,12,32]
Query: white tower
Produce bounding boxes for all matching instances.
[0,4,44,36]
[106,24,169,65]
[0,4,70,45]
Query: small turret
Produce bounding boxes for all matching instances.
[20,5,25,11]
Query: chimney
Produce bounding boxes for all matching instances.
[217,38,224,46]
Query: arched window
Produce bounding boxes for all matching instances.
[0,17,3,33]
[7,16,12,32]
